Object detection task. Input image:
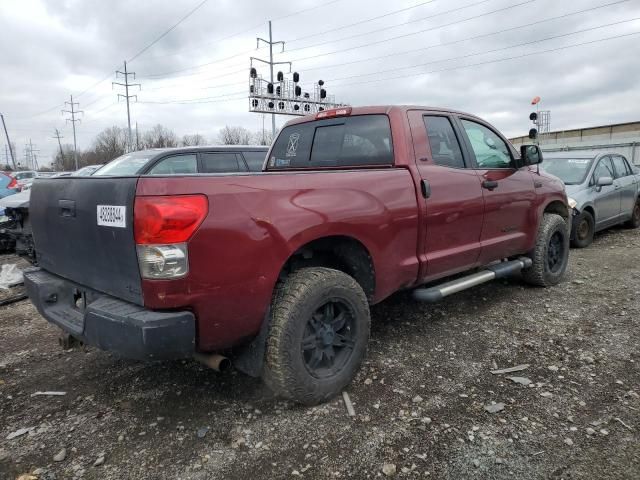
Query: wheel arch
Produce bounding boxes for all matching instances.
[277,234,376,301]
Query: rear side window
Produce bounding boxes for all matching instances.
[147,154,197,175]
[201,152,241,173]
[243,151,267,171]
[612,155,631,177]
[268,115,393,169]
[423,116,465,168]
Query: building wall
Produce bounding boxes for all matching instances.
[510,121,640,165]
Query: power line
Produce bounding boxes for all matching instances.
[327,16,640,83]
[127,0,211,62]
[299,0,633,72]
[142,67,247,91]
[137,0,343,62]
[139,49,256,78]
[283,0,438,43]
[282,0,535,62]
[138,90,246,105]
[331,30,640,89]
[284,0,497,53]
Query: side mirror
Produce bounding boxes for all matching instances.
[596,176,613,187]
[520,144,543,166]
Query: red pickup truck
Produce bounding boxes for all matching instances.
[25,106,570,404]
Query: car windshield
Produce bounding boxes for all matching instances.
[541,158,594,185]
[92,153,154,176]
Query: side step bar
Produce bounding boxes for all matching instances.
[412,257,533,303]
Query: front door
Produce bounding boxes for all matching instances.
[456,117,537,264]
[408,111,485,282]
[592,156,621,228]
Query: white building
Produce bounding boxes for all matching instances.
[510,121,640,165]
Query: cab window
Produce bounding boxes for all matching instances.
[461,119,512,169]
[147,154,197,175]
[423,116,465,169]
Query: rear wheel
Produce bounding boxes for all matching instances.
[523,213,569,287]
[262,267,370,405]
[624,200,640,229]
[571,210,595,248]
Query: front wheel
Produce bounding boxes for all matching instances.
[571,210,595,248]
[624,200,640,229]
[522,213,569,287]
[262,267,370,405]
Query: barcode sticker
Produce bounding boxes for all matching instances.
[97,205,126,228]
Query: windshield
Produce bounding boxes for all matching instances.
[93,153,153,176]
[541,158,593,185]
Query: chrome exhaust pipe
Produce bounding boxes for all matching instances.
[194,353,231,372]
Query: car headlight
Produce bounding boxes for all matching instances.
[568,197,577,209]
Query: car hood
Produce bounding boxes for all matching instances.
[564,184,584,196]
[0,189,30,208]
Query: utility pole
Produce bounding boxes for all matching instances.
[255,21,290,138]
[62,95,83,170]
[135,121,140,151]
[0,114,16,169]
[53,128,65,170]
[113,61,140,151]
[24,139,40,170]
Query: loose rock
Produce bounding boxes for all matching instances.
[382,463,397,476]
[53,448,67,462]
[484,403,505,414]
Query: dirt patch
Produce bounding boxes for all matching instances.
[1,228,639,479]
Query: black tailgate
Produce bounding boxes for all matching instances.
[30,177,143,305]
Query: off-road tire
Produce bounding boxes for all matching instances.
[522,213,569,287]
[571,210,595,248]
[624,199,640,229]
[262,267,370,405]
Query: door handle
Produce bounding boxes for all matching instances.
[614,185,621,190]
[482,180,499,191]
[420,179,431,199]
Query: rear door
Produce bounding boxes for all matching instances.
[592,156,620,227]
[30,177,142,304]
[456,116,536,264]
[611,155,637,219]
[408,110,485,280]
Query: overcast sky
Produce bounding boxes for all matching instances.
[1,0,639,166]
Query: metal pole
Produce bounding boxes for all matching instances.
[0,114,16,168]
[268,21,275,139]
[71,95,78,170]
[124,61,132,152]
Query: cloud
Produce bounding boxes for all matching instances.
[1,0,638,165]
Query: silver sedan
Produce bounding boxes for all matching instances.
[541,152,640,247]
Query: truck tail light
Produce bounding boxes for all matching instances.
[137,243,188,279]
[316,107,352,119]
[134,195,208,244]
[134,195,208,280]
[7,176,18,189]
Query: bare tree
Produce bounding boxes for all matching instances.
[181,133,207,146]
[142,124,178,149]
[252,128,279,146]
[218,126,252,145]
[93,126,128,163]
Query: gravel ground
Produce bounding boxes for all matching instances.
[1,227,639,480]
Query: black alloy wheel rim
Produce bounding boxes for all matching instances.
[302,300,356,379]
[547,231,565,273]
[577,219,590,241]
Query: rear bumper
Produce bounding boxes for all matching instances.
[24,268,195,360]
